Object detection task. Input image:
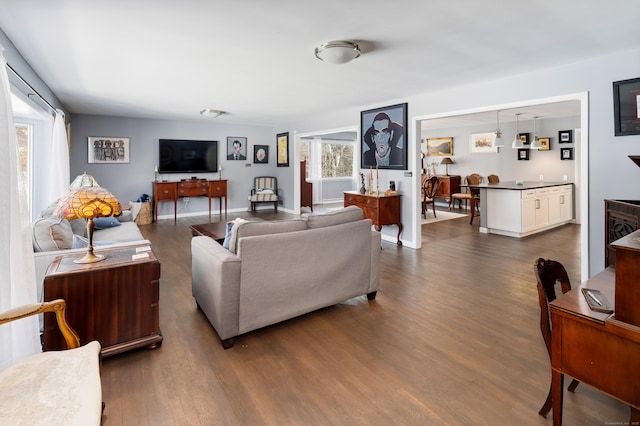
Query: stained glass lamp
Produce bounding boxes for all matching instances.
[68,172,100,190]
[54,187,121,263]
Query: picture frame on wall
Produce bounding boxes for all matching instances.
[226,136,247,160]
[361,102,408,170]
[517,148,529,161]
[253,145,269,164]
[519,132,530,145]
[469,132,498,154]
[613,77,640,136]
[558,130,572,143]
[561,147,574,160]
[88,137,130,163]
[276,132,289,167]
[538,137,551,151]
[426,137,454,156]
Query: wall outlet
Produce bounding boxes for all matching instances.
[539,174,544,181]
[563,175,568,182]
[245,163,251,167]
[404,171,412,177]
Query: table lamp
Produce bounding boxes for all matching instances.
[54,186,121,264]
[440,157,454,175]
[68,172,100,190]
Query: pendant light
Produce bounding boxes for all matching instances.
[512,113,525,148]
[492,110,504,147]
[530,116,543,149]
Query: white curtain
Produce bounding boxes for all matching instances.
[0,46,41,370]
[45,109,70,202]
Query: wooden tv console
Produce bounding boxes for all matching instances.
[153,179,227,222]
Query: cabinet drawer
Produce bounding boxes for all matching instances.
[209,181,227,196]
[155,183,176,200]
[521,189,537,199]
[535,188,549,196]
[178,181,210,196]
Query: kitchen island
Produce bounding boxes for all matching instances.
[465,181,574,237]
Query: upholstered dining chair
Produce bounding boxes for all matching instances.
[450,173,483,211]
[0,299,103,425]
[533,258,580,418]
[487,174,500,184]
[248,176,279,212]
[422,175,439,219]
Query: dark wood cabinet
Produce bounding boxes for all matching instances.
[154,179,227,222]
[43,244,162,357]
[604,199,640,267]
[422,174,461,204]
[344,191,402,245]
[301,160,313,210]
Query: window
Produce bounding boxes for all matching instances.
[15,123,31,200]
[321,143,353,178]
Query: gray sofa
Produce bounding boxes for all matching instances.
[32,205,148,302]
[191,206,381,348]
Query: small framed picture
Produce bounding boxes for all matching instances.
[426,137,454,156]
[254,145,269,164]
[613,77,640,136]
[561,147,573,160]
[88,137,130,163]
[558,130,572,143]
[518,148,529,161]
[276,132,289,167]
[538,137,550,151]
[469,132,498,154]
[227,137,247,160]
[519,132,530,145]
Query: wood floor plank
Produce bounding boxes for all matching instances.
[99,210,631,425]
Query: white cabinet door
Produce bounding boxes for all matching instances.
[548,186,562,224]
[534,188,549,227]
[521,189,537,232]
[559,185,573,221]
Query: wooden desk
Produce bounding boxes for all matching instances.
[344,191,402,245]
[549,268,640,425]
[154,179,227,222]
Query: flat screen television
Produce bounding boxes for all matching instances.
[158,139,218,174]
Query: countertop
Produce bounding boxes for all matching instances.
[461,181,572,190]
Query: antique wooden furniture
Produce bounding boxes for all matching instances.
[300,160,313,211]
[344,190,402,245]
[487,174,500,184]
[0,299,102,425]
[549,231,640,425]
[450,174,482,211]
[190,221,228,244]
[422,174,460,205]
[249,176,279,212]
[604,199,640,267]
[533,258,580,418]
[421,175,439,219]
[153,179,227,222]
[43,244,162,357]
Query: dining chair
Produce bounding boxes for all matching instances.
[450,174,483,211]
[533,258,580,418]
[422,175,439,219]
[488,174,500,183]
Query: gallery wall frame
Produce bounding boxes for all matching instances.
[360,102,408,169]
[519,132,530,145]
[613,77,640,136]
[517,148,529,161]
[561,147,574,160]
[425,137,454,156]
[469,132,498,154]
[226,136,247,160]
[88,136,130,163]
[276,132,289,167]
[538,137,551,151]
[254,145,269,164]
[558,130,573,143]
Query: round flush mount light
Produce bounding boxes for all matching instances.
[200,109,225,118]
[315,40,361,64]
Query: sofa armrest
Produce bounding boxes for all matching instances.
[191,236,242,341]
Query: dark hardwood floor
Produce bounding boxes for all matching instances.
[100,208,630,425]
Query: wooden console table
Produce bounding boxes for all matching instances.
[43,244,163,357]
[344,191,402,245]
[422,174,461,204]
[154,179,227,222]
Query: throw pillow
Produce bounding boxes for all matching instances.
[223,218,246,249]
[32,217,73,252]
[257,188,274,194]
[93,217,121,229]
[71,235,119,249]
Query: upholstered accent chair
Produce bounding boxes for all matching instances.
[0,299,102,425]
[248,176,279,212]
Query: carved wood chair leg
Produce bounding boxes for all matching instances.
[538,388,552,418]
[567,379,579,392]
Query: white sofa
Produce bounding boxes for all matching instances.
[191,206,381,348]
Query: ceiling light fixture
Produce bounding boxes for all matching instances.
[512,113,525,148]
[530,116,543,149]
[492,110,504,148]
[315,41,361,64]
[200,109,225,118]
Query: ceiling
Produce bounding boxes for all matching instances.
[1,1,638,127]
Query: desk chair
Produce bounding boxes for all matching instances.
[533,258,580,418]
[422,176,439,219]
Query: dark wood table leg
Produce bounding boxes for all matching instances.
[552,370,564,426]
[396,222,403,246]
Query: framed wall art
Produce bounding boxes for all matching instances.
[361,103,408,170]
[426,137,453,156]
[613,77,640,136]
[88,137,130,163]
[254,145,269,164]
[561,147,574,160]
[227,136,247,160]
[517,149,529,161]
[469,132,498,154]
[519,132,530,145]
[538,137,551,151]
[276,132,289,167]
[558,130,572,143]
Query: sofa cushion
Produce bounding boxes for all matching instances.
[304,205,363,229]
[93,217,121,229]
[32,217,74,252]
[69,219,87,237]
[93,221,144,242]
[228,219,307,254]
[71,235,119,249]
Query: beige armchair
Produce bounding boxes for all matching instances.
[0,299,102,425]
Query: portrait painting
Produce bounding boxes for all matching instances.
[227,137,247,160]
[361,103,408,170]
[254,145,269,164]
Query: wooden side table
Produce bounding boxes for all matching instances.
[43,244,163,357]
[344,191,403,245]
